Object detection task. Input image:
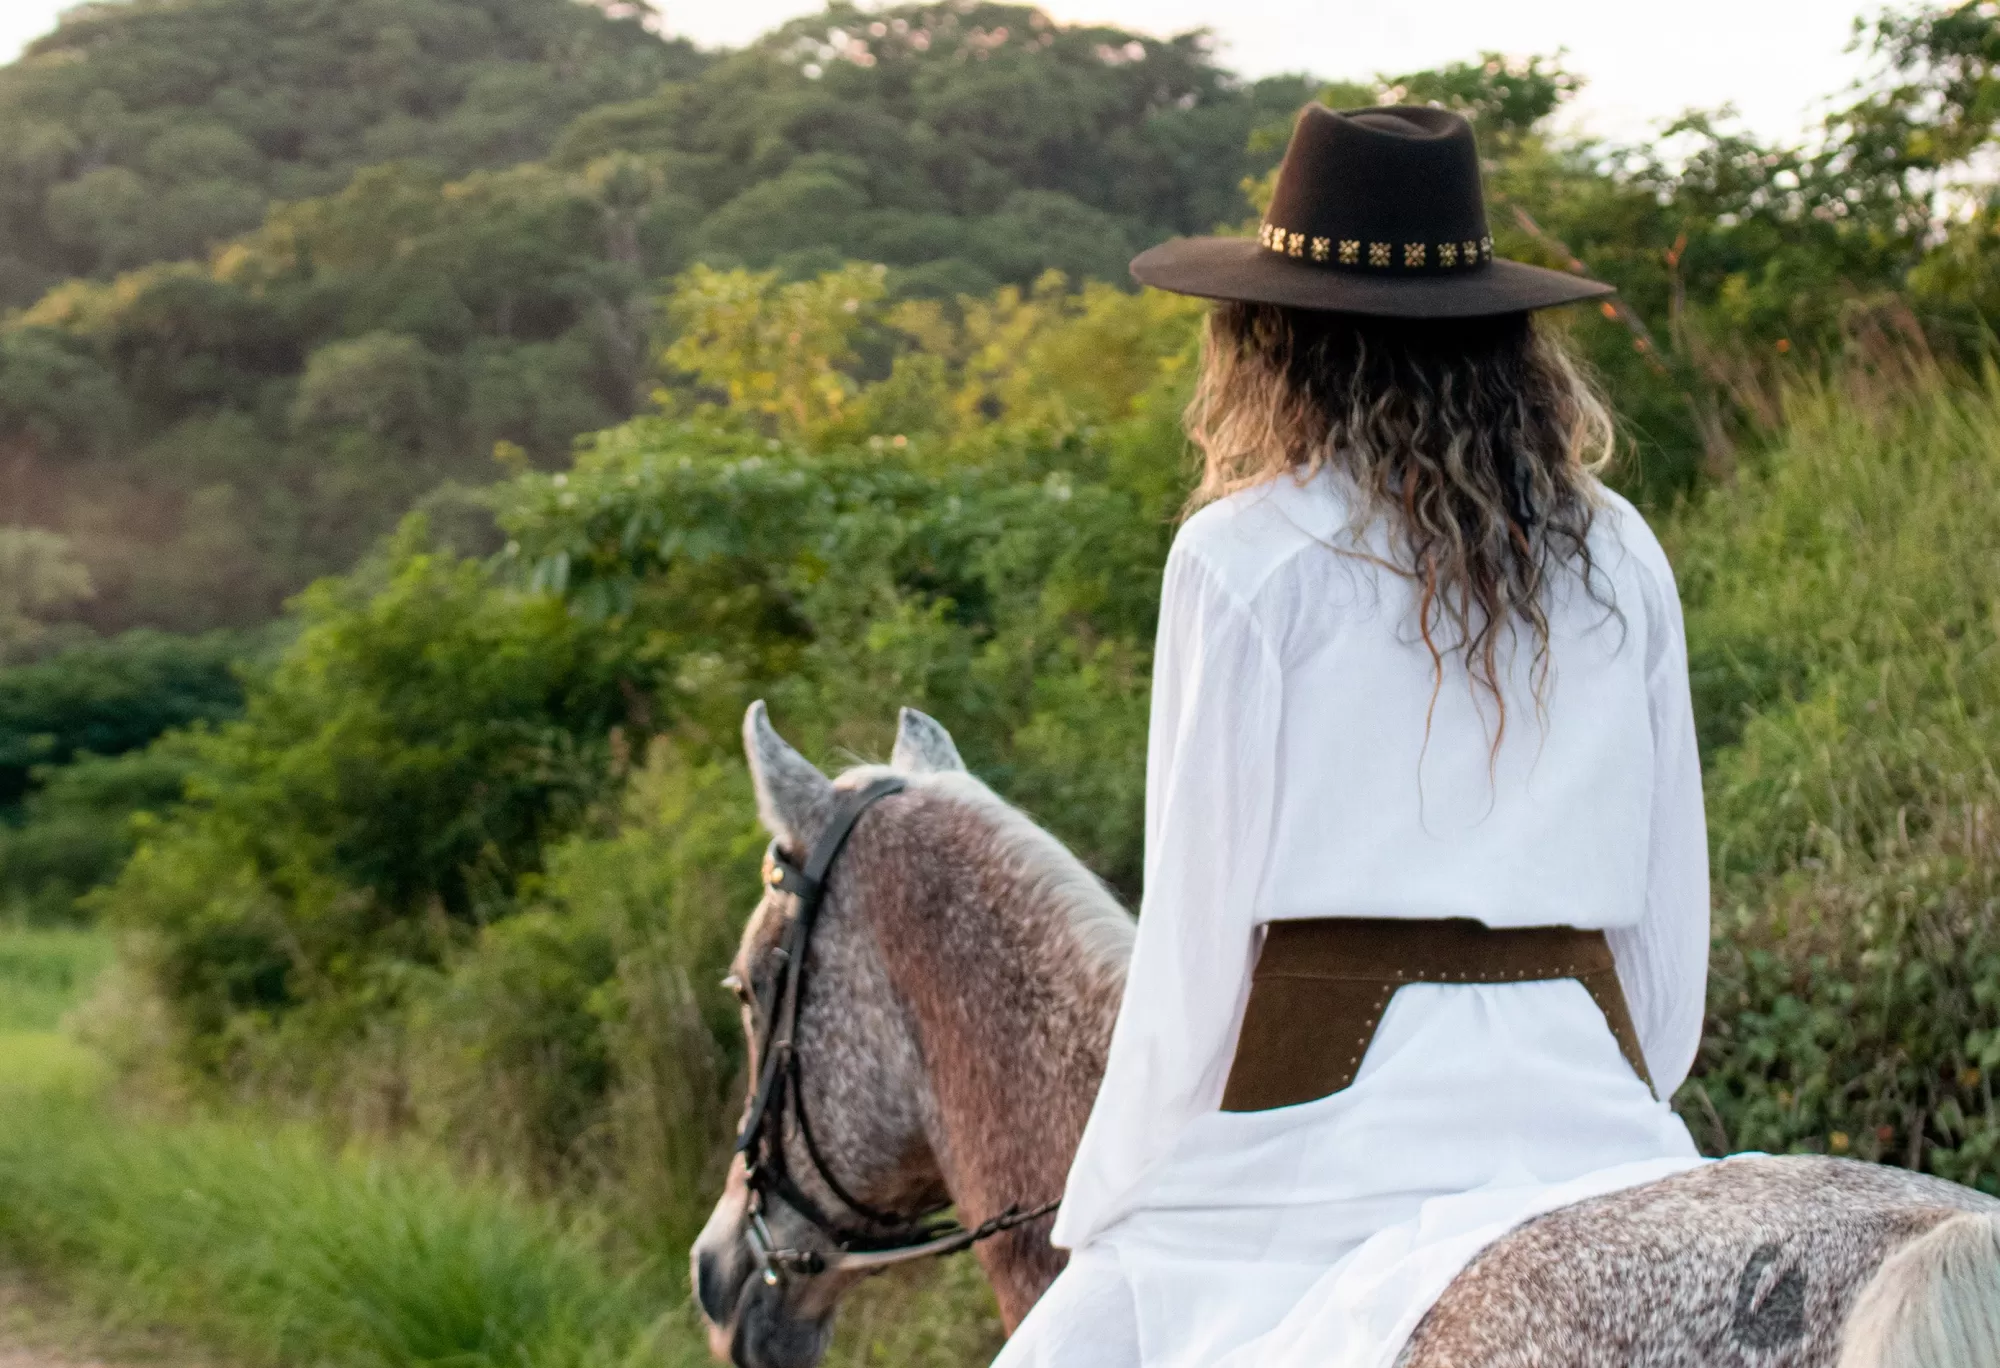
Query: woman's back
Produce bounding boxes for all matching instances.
[1168,464,1689,934]
[1054,460,1708,1252]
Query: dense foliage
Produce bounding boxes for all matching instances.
[98,278,1184,1195]
[548,3,1313,294]
[0,629,246,922]
[3,159,667,629]
[13,0,2000,645]
[0,0,700,306]
[0,1,1305,637]
[0,629,245,810]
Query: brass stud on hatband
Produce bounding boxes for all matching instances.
[1287,231,1305,258]
[1311,236,1330,261]
[1338,239,1360,264]
[1368,241,1390,266]
[1439,242,1458,267]
[1404,242,1425,267]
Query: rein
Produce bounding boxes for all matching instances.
[735,776,1060,1286]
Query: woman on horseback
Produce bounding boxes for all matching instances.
[997,104,1709,1368]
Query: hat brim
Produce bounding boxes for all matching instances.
[1130,236,1615,318]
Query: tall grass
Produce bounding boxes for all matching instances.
[0,1082,1002,1368]
[1671,358,2000,1175]
[0,923,112,1092]
[1674,360,2000,875]
[0,1088,702,1368]
[2,924,676,1368]
[0,921,1000,1368]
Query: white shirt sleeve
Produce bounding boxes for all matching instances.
[1604,555,1710,1097]
[1050,540,1286,1249]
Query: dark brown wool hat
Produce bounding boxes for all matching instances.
[1130,104,1614,318]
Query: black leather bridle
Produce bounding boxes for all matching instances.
[734,776,1058,1286]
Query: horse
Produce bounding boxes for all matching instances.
[692,701,2000,1368]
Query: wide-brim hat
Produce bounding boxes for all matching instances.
[1130,104,1613,318]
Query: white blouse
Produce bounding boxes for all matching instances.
[1048,463,1709,1254]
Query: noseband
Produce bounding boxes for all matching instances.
[735,776,1058,1286]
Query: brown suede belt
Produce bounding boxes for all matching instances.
[1219,917,1653,1112]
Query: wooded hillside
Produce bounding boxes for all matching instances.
[0,0,1309,641]
[0,0,703,305]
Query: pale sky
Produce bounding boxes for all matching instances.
[2,0,1882,145]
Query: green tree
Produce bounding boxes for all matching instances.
[0,0,703,305]
[0,628,247,810]
[550,3,1315,292]
[663,262,890,440]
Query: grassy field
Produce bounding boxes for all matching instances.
[0,927,692,1368]
[0,1104,696,1368]
[0,930,112,1034]
[0,928,110,1100]
[0,927,1000,1368]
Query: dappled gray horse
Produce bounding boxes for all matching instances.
[693,702,2000,1368]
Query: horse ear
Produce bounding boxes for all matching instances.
[743,701,834,847]
[892,706,966,773]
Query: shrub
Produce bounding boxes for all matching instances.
[0,627,247,808]
[1673,362,2000,1181]
[1688,811,2000,1185]
[0,628,250,918]
[99,522,631,1078]
[0,744,202,923]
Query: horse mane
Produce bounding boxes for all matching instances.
[837,763,1135,979]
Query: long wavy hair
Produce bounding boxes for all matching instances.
[1185,303,1617,753]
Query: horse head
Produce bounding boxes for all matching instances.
[692,701,1132,1368]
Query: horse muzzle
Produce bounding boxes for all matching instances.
[692,1176,838,1368]
[721,1284,834,1368]
[693,1238,835,1368]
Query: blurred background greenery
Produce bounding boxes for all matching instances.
[6,1,2000,1366]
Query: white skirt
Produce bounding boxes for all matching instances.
[996,978,1705,1368]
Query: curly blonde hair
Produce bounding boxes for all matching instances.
[1185,303,1617,752]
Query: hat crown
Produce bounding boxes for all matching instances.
[1260,104,1492,274]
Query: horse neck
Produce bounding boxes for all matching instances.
[853,777,1132,1323]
